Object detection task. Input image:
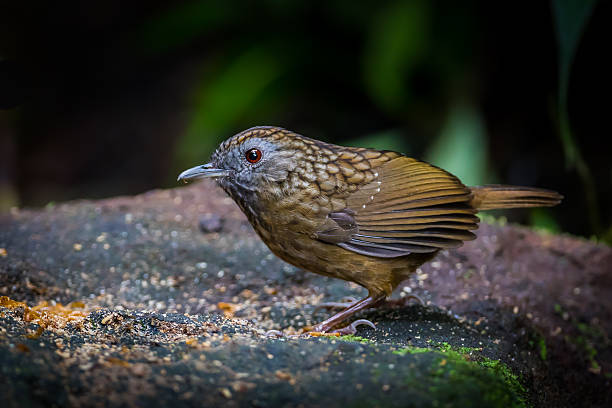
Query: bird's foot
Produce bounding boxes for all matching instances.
[331,319,376,335]
[308,318,376,336]
[315,294,423,312]
[387,293,425,307]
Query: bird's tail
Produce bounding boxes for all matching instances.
[468,185,563,211]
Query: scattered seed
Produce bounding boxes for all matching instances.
[275,370,293,381]
[219,388,232,399]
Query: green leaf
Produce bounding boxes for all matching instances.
[133,1,233,56]
[344,129,410,154]
[425,104,489,186]
[552,0,597,92]
[362,0,430,112]
[551,0,600,232]
[551,0,597,167]
[529,208,561,234]
[174,46,285,169]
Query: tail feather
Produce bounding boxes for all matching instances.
[469,185,563,211]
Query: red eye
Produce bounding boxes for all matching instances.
[245,148,262,164]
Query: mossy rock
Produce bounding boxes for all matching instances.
[1,183,611,407]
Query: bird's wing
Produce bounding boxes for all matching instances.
[315,155,479,258]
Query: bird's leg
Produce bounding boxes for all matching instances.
[315,293,424,312]
[314,296,359,311]
[270,293,421,337]
[310,293,385,334]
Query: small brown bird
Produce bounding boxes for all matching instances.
[178,126,562,334]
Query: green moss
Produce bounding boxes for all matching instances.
[392,344,527,407]
[479,358,527,400]
[559,311,608,374]
[423,340,482,356]
[461,268,475,280]
[538,337,547,361]
[337,335,374,344]
[528,332,548,361]
[393,346,430,356]
[565,334,601,373]
[458,346,480,354]
[436,341,453,352]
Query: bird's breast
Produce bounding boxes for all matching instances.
[228,181,425,294]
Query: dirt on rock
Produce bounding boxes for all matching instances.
[1,181,611,407]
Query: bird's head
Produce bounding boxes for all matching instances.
[177,126,320,201]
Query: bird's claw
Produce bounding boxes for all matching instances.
[330,319,376,335]
[401,293,425,306]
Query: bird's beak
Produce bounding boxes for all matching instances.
[177,163,230,183]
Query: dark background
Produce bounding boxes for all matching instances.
[1,0,610,242]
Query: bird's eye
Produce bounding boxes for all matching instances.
[245,148,262,164]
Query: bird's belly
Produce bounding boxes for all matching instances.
[256,227,427,295]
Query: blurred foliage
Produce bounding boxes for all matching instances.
[363,0,430,113]
[529,208,561,234]
[552,0,599,233]
[177,45,287,166]
[163,0,476,175]
[346,129,409,154]
[425,104,490,187]
[1,0,609,242]
[136,1,234,56]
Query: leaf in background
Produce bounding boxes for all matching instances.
[529,208,561,234]
[551,0,599,231]
[425,105,489,185]
[133,1,233,56]
[344,129,410,154]
[362,0,430,113]
[425,104,489,187]
[552,0,597,167]
[174,46,285,170]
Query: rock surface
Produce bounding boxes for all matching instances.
[1,181,611,407]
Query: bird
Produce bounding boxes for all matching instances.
[178,126,562,334]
